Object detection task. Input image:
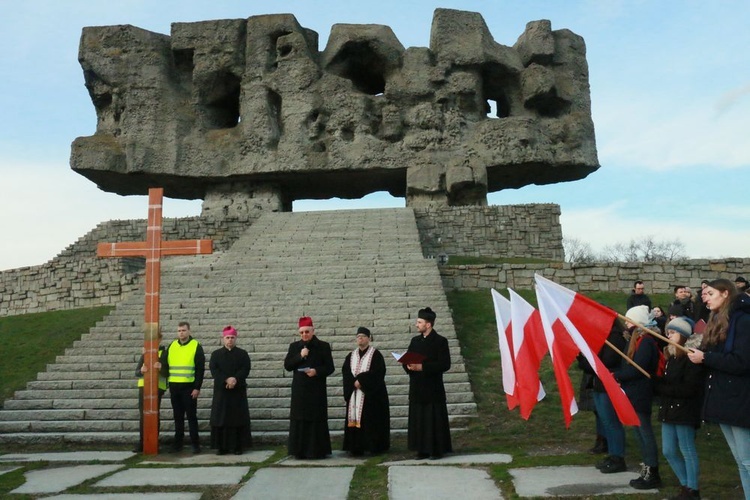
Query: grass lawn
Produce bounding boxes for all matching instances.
[0,293,745,499]
[0,306,113,402]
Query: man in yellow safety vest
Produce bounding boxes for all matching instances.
[165,321,205,453]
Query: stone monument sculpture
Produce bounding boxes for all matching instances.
[71,8,598,217]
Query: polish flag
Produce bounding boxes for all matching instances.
[491,289,519,410]
[534,274,640,427]
[508,289,547,419]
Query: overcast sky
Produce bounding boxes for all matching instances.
[1,1,748,271]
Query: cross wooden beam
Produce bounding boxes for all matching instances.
[97,187,212,455]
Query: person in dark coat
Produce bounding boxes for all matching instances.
[654,317,705,499]
[614,305,662,490]
[688,279,750,499]
[284,316,335,459]
[209,326,252,455]
[627,280,652,310]
[403,307,452,459]
[342,326,390,456]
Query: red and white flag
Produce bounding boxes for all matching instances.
[491,289,519,410]
[534,274,640,427]
[508,289,547,419]
[491,289,547,418]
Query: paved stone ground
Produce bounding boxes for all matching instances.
[0,450,659,498]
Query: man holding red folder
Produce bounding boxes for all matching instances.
[403,307,453,459]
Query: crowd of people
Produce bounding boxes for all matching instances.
[581,277,750,499]
[133,307,452,461]
[132,276,750,499]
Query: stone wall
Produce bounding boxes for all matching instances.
[414,204,563,260]
[0,216,253,317]
[439,259,750,294]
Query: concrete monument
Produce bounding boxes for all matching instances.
[71,9,598,215]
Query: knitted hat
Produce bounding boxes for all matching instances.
[666,317,694,338]
[298,316,314,328]
[625,305,652,327]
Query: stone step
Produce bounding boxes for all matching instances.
[0,403,476,434]
[0,209,476,443]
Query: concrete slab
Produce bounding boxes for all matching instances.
[509,465,657,497]
[382,452,512,466]
[233,467,355,500]
[11,464,123,494]
[277,450,365,467]
[94,466,249,487]
[47,495,201,500]
[389,465,502,500]
[0,451,134,463]
[142,449,274,465]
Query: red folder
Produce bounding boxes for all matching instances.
[392,351,427,364]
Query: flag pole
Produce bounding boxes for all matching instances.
[604,339,651,379]
[616,314,691,353]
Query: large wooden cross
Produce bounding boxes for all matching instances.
[97,187,212,455]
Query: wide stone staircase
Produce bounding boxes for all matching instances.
[0,208,476,444]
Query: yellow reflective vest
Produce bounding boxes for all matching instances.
[137,346,168,390]
[167,338,200,383]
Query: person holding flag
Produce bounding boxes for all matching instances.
[614,305,663,490]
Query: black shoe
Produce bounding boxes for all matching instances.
[415,452,429,460]
[429,454,443,460]
[192,445,201,454]
[233,449,243,455]
[170,444,183,453]
[132,445,143,453]
[599,455,627,474]
[216,449,227,456]
[630,464,661,489]
[595,455,611,469]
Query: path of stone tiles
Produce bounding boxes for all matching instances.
[509,465,652,497]
[0,450,658,498]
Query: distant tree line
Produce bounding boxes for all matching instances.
[563,236,687,264]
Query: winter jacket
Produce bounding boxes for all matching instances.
[701,294,750,428]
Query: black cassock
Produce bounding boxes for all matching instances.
[403,329,452,457]
[209,346,252,453]
[284,335,335,458]
[342,347,390,455]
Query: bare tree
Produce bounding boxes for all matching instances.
[594,235,687,263]
[563,237,596,264]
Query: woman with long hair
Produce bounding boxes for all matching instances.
[688,278,750,498]
[614,305,663,490]
[655,317,705,499]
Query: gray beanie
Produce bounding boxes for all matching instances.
[666,316,694,338]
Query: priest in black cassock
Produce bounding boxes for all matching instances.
[404,307,452,459]
[342,327,390,456]
[209,326,252,455]
[284,316,335,459]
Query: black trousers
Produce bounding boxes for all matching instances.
[138,387,164,447]
[169,384,199,446]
